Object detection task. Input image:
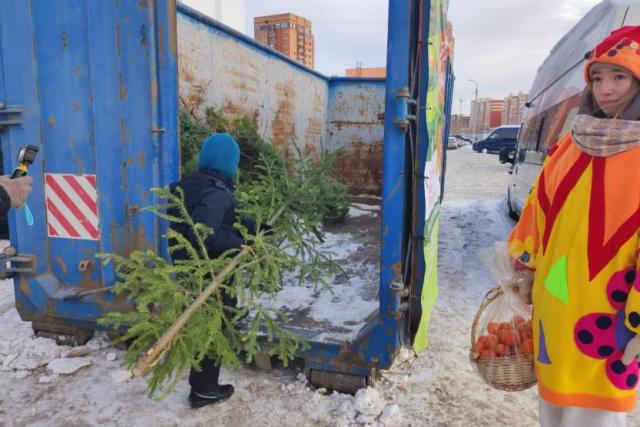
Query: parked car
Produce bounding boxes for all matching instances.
[506,1,640,219]
[472,125,520,154]
[447,136,459,150]
[452,134,472,144]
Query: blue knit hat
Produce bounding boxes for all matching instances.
[197,133,240,180]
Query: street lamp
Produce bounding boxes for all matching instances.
[468,79,478,141]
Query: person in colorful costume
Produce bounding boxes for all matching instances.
[507,26,640,427]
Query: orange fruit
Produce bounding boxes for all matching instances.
[517,322,532,333]
[499,322,514,331]
[498,330,519,347]
[495,343,508,357]
[485,334,499,349]
[487,322,500,334]
[519,339,534,355]
[519,331,533,342]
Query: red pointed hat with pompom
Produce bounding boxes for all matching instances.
[584,26,640,84]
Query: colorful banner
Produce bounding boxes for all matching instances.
[415,0,453,351]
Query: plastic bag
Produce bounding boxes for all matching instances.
[470,243,536,390]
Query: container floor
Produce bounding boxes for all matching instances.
[256,200,381,344]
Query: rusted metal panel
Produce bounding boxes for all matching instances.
[327,80,386,195]
[177,9,328,152]
[177,8,386,195]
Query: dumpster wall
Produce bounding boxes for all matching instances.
[176,5,386,194]
[177,6,328,151]
[327,79,385,195]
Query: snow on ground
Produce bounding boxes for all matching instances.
[1,148,640,426]
[258,207,380,342]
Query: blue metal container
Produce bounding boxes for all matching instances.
[0,0,453,390]
[0,0,178,341]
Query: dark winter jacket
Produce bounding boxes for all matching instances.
[169,170,244,261]
[0,186,10,217]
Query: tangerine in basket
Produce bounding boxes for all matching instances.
[513,315,525,325]
[495,343,509,357]
[517,321,532,333]
[487,322,500,334]
[499,322,514,331]
[518,339,534,355]
[519,331,533,342]
[498,329,519,347]
[485,334,498,349]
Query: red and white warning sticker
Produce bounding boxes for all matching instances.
[44,173,99,240]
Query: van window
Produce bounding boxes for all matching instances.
[492,127,519,140]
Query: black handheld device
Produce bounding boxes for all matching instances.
[10,145,39,179]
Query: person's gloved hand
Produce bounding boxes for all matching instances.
[509,269,534,305]
[259,223,273,235]
[240,218,257,236]
[622,334,640,365]
[0,175,33,208]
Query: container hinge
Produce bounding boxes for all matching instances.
[0,102,23,130]
[389,280,410,319]
[393,88,417,132]
[0,249,35,279]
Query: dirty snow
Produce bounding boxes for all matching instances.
[348,202,381,218]
[47,357,92,375]
[1,147,639,426]
[257,205,380,342]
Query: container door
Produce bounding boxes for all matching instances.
[0,0,178,331]
[381,0,453,350]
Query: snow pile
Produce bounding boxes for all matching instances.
[280,372,311,395]
[0,308,121,383]
[48,357,92,375]
[348,203,380,218]
[331,387,402,427]
[0,311,70,376]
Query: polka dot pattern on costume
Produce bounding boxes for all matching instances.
[598,346,614,357]
[574,267,640,391]
[607,268,634,311]
[606,355,639,390]
[574,313,617,359]
[628,312,640,328]
[624,269,636,284]
[596,316,612,329]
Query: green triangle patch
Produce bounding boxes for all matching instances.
[544,256,569,305]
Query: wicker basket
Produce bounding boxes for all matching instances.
[469,287,537,392]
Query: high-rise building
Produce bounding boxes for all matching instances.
[501,92,528,125]
[254,13,314,68]
[470,98,503,135]
[450,114,470,135]
[181,0,246,33]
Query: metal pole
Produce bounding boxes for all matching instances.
[468,79,478,141]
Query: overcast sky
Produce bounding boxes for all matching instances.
[245,0,603,114]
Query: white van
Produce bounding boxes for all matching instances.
[507,1,640,218]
